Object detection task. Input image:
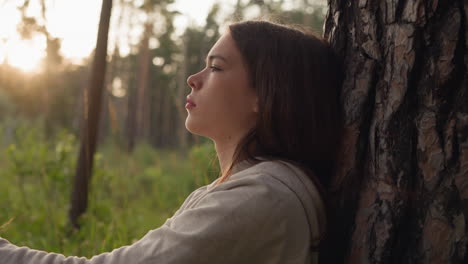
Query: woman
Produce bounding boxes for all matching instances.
[0,20,342,263]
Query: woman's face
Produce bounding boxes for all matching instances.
[185,31,258,142]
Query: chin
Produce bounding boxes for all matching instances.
[185,116,203,136]
[185,116,218,140]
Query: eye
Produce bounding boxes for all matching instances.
[209,65,221,72]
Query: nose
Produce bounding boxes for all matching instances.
[187,71,202,90]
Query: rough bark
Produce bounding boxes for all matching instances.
[321,0,468,263]
[69,0,113,229]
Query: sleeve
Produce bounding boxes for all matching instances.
[0,178,287,264]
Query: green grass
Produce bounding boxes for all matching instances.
[0,125,219,257]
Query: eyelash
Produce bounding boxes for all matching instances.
[209,65,221,72]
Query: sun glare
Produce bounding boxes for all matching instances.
[0,2,44,73]
[0,0,101,71]
[0,0,218,72]
[1,37,46,73]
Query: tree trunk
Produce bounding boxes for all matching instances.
[126,22,152,151]
[175,36,189,150]
[69,0,113,229]
[321,0,468,263]
[136,23,152,142]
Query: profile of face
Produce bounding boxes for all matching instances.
[185,32,258,142]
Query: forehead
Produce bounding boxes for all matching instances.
[207,32,241,63]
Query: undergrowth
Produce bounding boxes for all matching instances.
[0,124,218,257]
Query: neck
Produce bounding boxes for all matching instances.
[214,135,241,176]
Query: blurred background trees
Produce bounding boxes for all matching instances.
[4,1,466,261]
[0,0,328,255]
[0,0,326,152]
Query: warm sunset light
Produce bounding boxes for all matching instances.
[0,0,102,71]
[0,0,219,73]
[1,36,46,72]
[0,0,324,73]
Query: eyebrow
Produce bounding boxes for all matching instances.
[206,54,228,63]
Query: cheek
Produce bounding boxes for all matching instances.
[184,95,225,136]
[218,89,257,128]
[185,74,256,136]
[227,82,256,114]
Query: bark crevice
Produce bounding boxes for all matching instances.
[323,0,467,263]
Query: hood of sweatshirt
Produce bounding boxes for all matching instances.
[225,158,327,248]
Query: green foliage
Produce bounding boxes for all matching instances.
[0,125,77,252]
[0,126,219,257]
[0,0,327,257]
[188,141,220,186]
[0,90,16,120]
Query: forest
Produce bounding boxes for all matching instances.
[2,0,467,262]
[0,0,327,258]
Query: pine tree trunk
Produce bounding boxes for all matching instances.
[175,35,189,150]
[127,23,152,151]
[69,0,113,229]
[321,0,468,263]
[136,23,152,142]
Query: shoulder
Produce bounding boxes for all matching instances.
[207,160,313,213]
[226,159,313,197]
[214,160,298,193]
[198,161,302,210]
[216,159,327,241]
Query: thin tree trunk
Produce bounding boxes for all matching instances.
[162,86,173,148]
[127,22,152,151]
[155,73,164,147]
[136,23,152,142]
[126,69,137,151]
[69,0,113,229]
[321,0,468,263]
[175,36,189,150]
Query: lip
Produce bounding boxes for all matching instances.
[186,96,196,109]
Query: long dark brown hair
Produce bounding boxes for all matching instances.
[216,20,343,196]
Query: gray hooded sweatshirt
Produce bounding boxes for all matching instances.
[0,160,326,264]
